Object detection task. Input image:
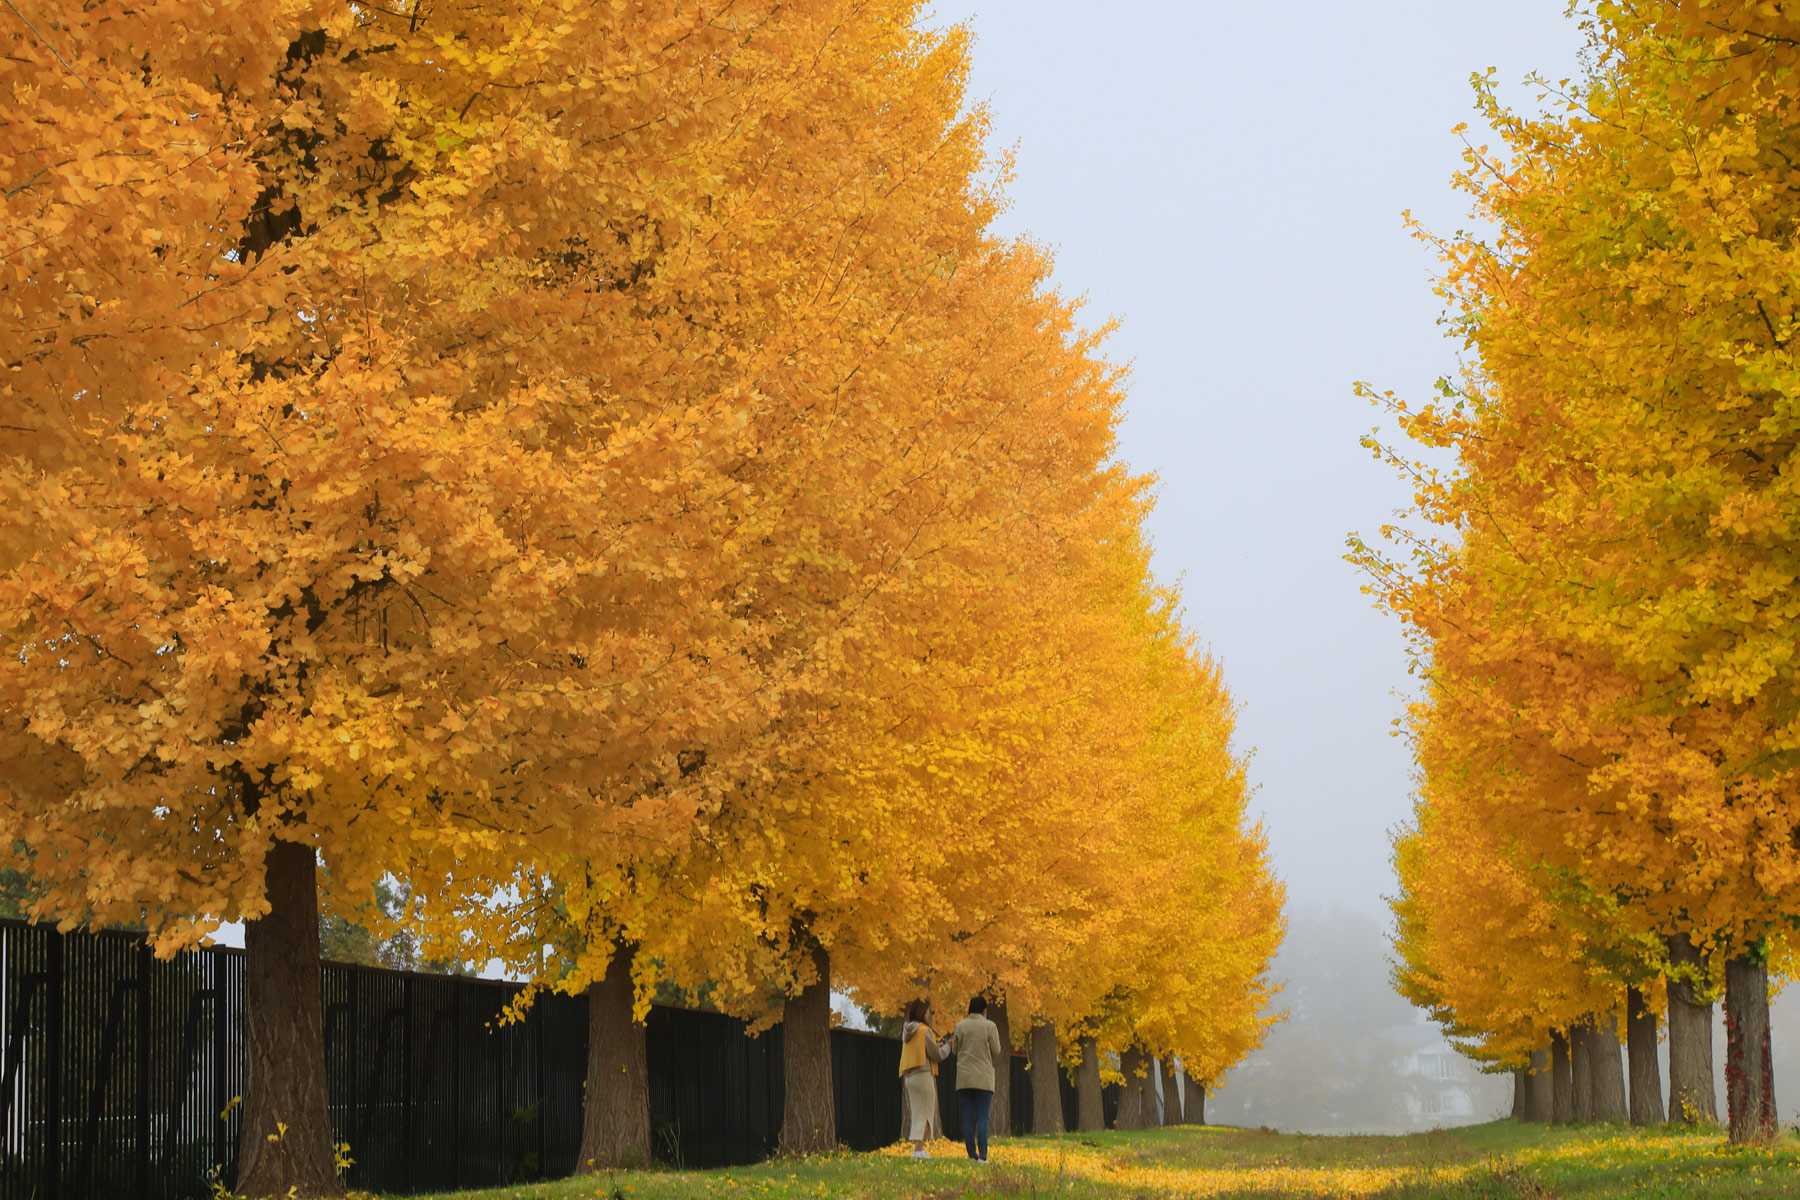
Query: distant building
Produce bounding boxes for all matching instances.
[1385,1010,1497,1129]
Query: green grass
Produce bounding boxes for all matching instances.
[390,1121,1800,1199]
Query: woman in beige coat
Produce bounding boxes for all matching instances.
[897,998,946,1157]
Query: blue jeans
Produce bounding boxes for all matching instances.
[957,1088,993,1160]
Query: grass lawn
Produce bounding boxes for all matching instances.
[389,1120,1800,1199]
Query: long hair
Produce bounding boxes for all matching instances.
[904,998,929,1024]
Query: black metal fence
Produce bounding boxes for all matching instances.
[0,921,1111,1199]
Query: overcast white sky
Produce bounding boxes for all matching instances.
[926,1,1583,917]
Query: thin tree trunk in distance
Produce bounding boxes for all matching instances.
[1115,1047,1147,1129]
[1570,1020,1594,1122]
[1160,1059,1181,1126]
[1762,1007,1776,1136]
[1550,1030,1572,1125]
[1626,985,1664,1126]
[1666,933,1719,1124]
[1524,1048,1553,1123]
[576,944,650,1169]
[1589,1017,1628,1122]
[236,841,343,1199]
[1076,1037,1104,1132]
[1028,1024,1064,1134]
[1725,952,1777,1144]
[990,1001,1012,1137]
[779,940,836,1154]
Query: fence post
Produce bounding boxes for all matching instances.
[212,948,230,1181]
[494,1000,505,1179]
[45,929,63,1200]
[453,983,463,1189]
[136,944,150,1200]
[347,968,358,1178]
[402,972,414,1194]
[534,1002,545,1179]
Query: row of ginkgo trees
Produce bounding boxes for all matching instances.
[1357,0,1800,1146]
[0,1,1283,1195]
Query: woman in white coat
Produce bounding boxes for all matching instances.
[897,998,946,1157]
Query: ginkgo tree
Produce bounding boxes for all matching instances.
[1359,0,1800,1145]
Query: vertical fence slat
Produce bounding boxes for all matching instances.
[135,944,147,1200]
[534,994,546,1183]
[44,930,61,1200]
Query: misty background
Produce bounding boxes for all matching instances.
[925,0,1800,1131]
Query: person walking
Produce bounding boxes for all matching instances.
[898,999,946,1158]
[945,995,1004,1162]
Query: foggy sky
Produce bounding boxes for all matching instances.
[925,0,1583,917]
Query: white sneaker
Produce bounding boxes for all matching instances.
[911,1150,929,1159]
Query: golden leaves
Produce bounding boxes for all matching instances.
[0,0,1277,1079]
[1367,0,1800,1060]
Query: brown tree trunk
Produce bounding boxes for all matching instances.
[1115,1047,1147,1129]
[1160,1059,1181,1125]
[1510,1070,1524,1119]
[577,945,650,1169]
[1524,1048,1553,1123]
[1626,985,1664,1126]
[1550,1029,1572,1125]
[235,841,342,1199]
[1589,1017,1628,1122]
[1570,1019,1595,1122]
[1187,1075,1206,1125]
[1666,934,1719,1124]
[1076,1036,1104,1132]
[1725,951,1777,1144]
[779,940,836,1154]
[1028,1024,1064,1134]
[990,1000,1012,1137]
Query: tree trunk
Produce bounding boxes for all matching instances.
[1666,933,1719,1124]
[1724,951,1777,1144]
[1076,1036,1104,1132]
[990,1001,1011,1137]
[1028,1024,1064,1134]
[235,841,342,1199]
[576,944,650,1169]
[1550,1029,1572,1125]
[1524,1048,1553,1123]
[779,940,836,1154]
[1115,1047,1147,1129]
[1626,985,1664,1126]
[1160,1059,1181,1125]
[1187,1075,1206,1125]
[1588,1017,1628,1122]
[1510,1070,1524,1119]
[1570,1020,1594,1122]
